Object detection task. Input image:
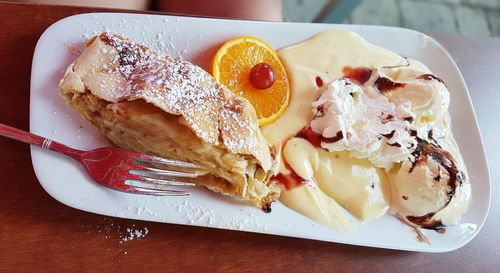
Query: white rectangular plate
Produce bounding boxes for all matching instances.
[30,13,491,252]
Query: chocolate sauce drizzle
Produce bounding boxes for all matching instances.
[297,127,345,149]
[322,131,344,143]
[406,213,446,233]
[380,113,395,124]
[388,142,402,148]
[381,130,396,139]
[405,138,464,231]
[374,77,406,93]
[434,172,441,182]
[427,130,440,147]
[403,116,414,123]
[417,74,445,84]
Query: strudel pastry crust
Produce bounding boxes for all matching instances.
[59,32,282,210]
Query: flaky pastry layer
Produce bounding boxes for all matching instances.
[59,33,282,210]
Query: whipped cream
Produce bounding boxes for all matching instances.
[310,65,453,169]
[310,77,415,169]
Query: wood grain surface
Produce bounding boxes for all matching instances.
[0,2,498,273]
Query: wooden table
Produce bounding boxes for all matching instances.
[0,2,498,272]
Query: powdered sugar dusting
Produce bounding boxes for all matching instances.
[78,218,150,258]
[70,32,272,169]
[120,227,149,243]
[119,196,271,232]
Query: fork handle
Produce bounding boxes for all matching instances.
[0,123,84,159]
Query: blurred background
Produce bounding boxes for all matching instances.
[284,0,500,36]
[6,0,499,36]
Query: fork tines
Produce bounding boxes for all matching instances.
[135,154,200,169]
[127,154,201,196]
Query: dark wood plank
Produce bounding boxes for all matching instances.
[0,2,497,273]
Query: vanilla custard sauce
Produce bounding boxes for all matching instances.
[283,138,391,221]
[262,29,408,229]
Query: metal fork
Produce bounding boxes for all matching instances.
[0,123,199,196]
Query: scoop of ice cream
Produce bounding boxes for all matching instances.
[389,138,470,228]
[376,66,451,141]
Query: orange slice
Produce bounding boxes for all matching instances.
[211,36,290,126]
